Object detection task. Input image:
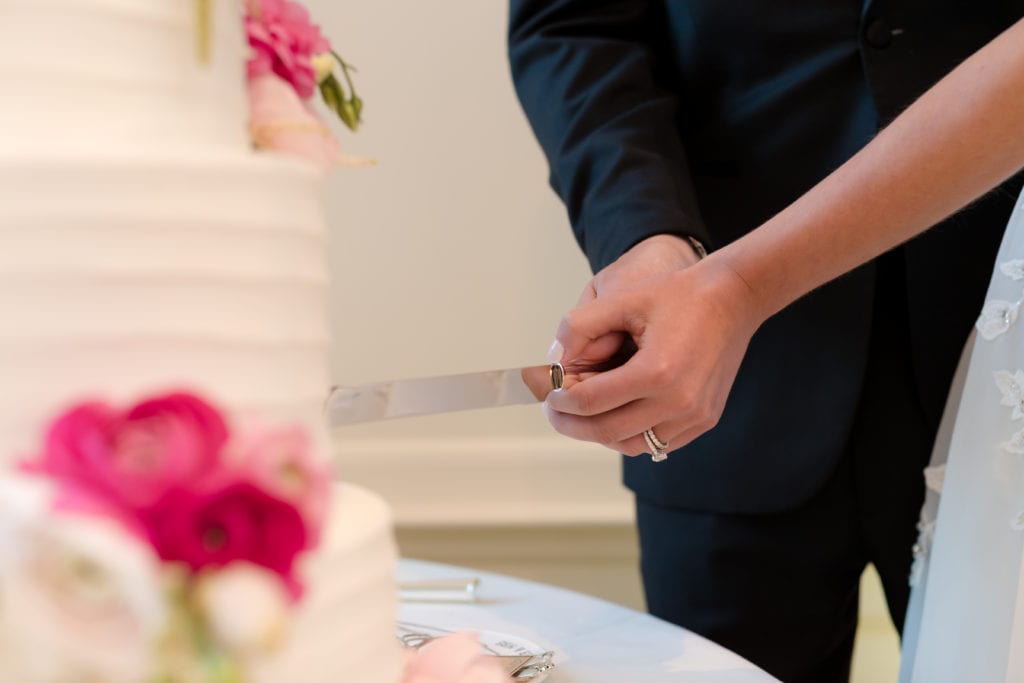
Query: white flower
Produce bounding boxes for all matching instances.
[977,299,1020,340]
[196,563,291,656]
[995,370,1024,420]
[923,464,946,494]
[0,475,166,683]
[1001,259,1024,281]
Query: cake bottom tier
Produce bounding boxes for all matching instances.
[255,483,404,683]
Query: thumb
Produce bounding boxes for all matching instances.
[555,293,644,364]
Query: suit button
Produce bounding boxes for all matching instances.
[865,18,892,49]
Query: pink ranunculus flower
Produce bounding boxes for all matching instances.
[29,393,229,509]
[233,424,331,545]
[142,482,308,595]
[403,633,513,683]
[248,72,340,168]
[246,0,331,100]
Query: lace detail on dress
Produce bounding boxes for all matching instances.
[924,465,946,493]
[991,371,1024,529]
[1000,259,1024,281]
[993,372,1024,452]
[910,518,937,587]
[1004,429,1024,455]
[977,299,1021,340]
[1012,511,1024,532]
[995,370,1024,420]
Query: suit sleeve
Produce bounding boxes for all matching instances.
[508,0,711,273]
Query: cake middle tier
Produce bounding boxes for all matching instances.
[0,150,329,463]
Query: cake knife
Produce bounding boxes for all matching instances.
[326,352,632,426]
[326,363,565,426]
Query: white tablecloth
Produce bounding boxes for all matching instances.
[398,559,780,683]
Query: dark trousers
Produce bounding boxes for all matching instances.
[636,256,936,683]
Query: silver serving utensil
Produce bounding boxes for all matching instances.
[510,652,556,679]
[399,578,480,603]
[327,347,636,427]
[327,364,561,426]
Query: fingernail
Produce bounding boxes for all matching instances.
[547,339,564,363]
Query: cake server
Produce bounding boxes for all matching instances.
[326,343,636,426]
[326,363,565,426]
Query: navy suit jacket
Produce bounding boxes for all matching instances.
[509,1,1024,513]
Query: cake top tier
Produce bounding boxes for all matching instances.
[0,0,250,153]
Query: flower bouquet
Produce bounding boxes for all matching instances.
[0,391,330,682]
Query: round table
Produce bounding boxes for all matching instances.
[398,559,779,683]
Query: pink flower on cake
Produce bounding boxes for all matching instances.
[143,482,308,593]
[243,0,365,162]
[403,633,513,683]
[28,393,228,508]
[24,400,116,483]
[246,0,331,99]
[233,424,331,543]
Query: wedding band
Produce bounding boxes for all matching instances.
[645,428,668,451]
[549,362,565,391]
[643,428,669,463]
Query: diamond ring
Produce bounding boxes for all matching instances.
[643,428,669,462]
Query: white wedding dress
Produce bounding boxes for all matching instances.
[900,196,1024,681]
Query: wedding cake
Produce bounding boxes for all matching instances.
[0,1,403,682]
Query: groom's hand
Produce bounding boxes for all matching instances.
[545,261,759,457]
[581,234,702,306]
[555,234,703,372]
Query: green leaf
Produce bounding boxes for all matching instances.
[317,52,364,132]
[319,74,344,115]
[340,101,360,132]
[317,71,362,131]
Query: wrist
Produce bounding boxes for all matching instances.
[632,233,703,269]
[695,253,769,334]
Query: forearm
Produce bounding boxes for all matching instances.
[508,0,709,271]
[717,18,1024,324]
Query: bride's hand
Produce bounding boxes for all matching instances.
[557,234,704,375]
[544,258,763,456]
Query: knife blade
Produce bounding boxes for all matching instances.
[326,363,560,426]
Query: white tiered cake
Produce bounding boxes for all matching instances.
[0,2,403,682]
